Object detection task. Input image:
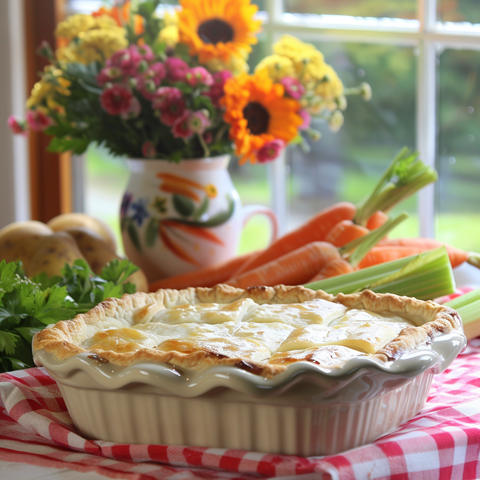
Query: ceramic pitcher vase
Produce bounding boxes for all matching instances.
[120,155,278,283]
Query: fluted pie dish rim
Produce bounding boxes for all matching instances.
[32,284,466,398]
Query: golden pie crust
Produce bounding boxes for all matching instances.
[32,285,463,378]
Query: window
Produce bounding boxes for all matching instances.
[68,0,480,253]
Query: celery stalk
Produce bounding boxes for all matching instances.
[342,212,409,268]
[305,247,455,301]
[445,288,480,325]
[354,148,438,226]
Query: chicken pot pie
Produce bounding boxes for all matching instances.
[33,285,462,378]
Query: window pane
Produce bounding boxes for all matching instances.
[437,0,480,24]
[284,0,417,19]
[436,49,480,252]
[286,42,419,239]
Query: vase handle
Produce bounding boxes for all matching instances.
[241,205,279,245]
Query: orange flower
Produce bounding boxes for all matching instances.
[178,0,261,64]
[221,71,303,165]
[93,2,144,36]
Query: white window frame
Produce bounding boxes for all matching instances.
[263,0,480,238]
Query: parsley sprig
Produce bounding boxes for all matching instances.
[0,258,138,373]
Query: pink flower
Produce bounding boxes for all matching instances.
[96,67,124,86]
[8,115,28,136]
[136,62,166,99]
[106,45,142,75]
[172,110,193,139]
[137,44,154,62]
[185,67,213,87]
[142,141,157,158]
[187,110,211,134]
[159,97,186,126]
[203,131,213,144]
[152,86,182,109]
[298,110,311,130]
[205,70,232,106]
[281,77,305,100]
[100,84,133,115]
[120,96,141,119]
[257,139,285,163]
[26,110,53,132]
[165,57,189,82]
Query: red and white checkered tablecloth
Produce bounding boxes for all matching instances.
[2,339,480,480]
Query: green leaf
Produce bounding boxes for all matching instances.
[193,197,209,221]
[15,327,42,344]
[173,194,195,217]
[0,331,19,355]
[32,272,62,289]
[145,218,159,247]
[100,259,139,285]
[5,357,31,371]
[47,137,90,155]
[127,221,142,253]
[122,282,136,295]
[0,308,26,329]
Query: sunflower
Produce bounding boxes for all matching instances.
[221,71,302,165]
[178,0,261,64]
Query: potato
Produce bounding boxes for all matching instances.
[64,227,148,292]
[0,221,54,266]
[25,231,85,278]
[47,213,117,253]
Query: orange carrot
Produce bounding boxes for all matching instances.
[366,211,389,230]
[378,238,471,268]
[231,202,356,277]
[159,224,200,266]
[324,220,369,247]
[156,173,204,189]
[307,258,354,283]
[228,241,340,289]
[149,252,257,291]
[163,220,224,245]
[358,245,469,270]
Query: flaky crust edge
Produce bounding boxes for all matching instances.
[33,284,463,378]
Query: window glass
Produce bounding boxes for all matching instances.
[284,0,417,19]
[286,42,419,239]
[436,48,480,252]
[437,0,480,24]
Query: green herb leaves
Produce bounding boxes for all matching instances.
[0,258,139,373]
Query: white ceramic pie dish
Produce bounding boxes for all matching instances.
[33,285,467,456]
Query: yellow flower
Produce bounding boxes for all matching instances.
[92,15,122,31]
[55,46,78,63]
[26,68,71,109]
[221,71,302,165]
[204,184,218,199]
[206,55,249,76]
[158,25,179,47]
[273,35,329,83]
[55,14,95,41]
[26,80,52,109]
[164,10,178,26]
[314,64,344,100]
[254,54,295,82]
[47,97,65,115]
[178,0,261,63]
[75,28,128,64]
[328,110,344,133]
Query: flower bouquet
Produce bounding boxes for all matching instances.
[10,0,370,165]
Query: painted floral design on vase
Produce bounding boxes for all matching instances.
[121,155,277,283]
